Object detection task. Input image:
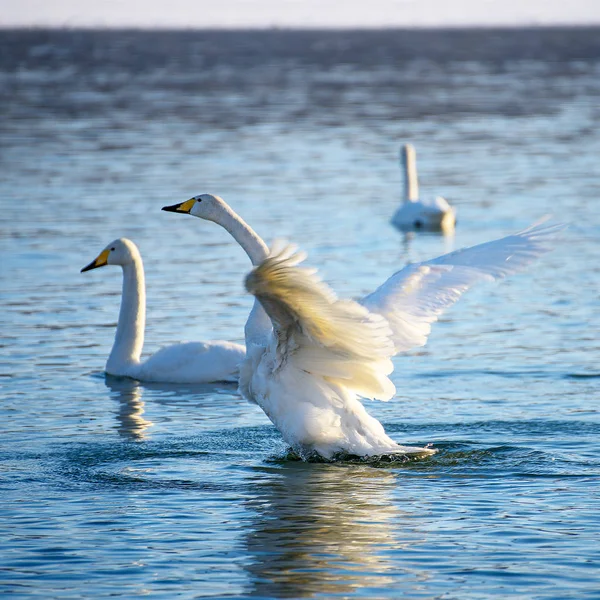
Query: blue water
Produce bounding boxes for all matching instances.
[1,28,599,598]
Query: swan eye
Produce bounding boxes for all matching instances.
[110,247,115,251]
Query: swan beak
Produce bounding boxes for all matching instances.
[162,198,195,214]
[81,249,110,273]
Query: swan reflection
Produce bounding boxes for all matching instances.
[243,463,422,597]
[400,229,456,261]
[104,375,153,440]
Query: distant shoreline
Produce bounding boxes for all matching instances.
[1,24,600,32]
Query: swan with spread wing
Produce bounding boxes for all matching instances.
[163,195,561,460]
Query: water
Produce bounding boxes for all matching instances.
[1,28,600,598]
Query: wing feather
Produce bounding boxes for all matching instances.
[361,222,564,353]
[245,243,396,400]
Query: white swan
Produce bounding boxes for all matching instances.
[163,195,561,460]
[391,143,456,232]
[81,238,245,383]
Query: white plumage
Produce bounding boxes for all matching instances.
[362,220,564,352]
[163,195,561,460]
[81,238,245,383]
[241,242,414,459]
[391,143,456,232]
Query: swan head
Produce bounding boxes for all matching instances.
[81,238,140,272]
[162,193,227,223]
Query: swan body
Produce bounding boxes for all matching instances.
[240,244,413,459]
[163,195,561,460]
[81,238,245,383]
[391,143,456,231]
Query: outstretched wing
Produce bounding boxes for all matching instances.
[245,242,397,400]
[361,221,564,353]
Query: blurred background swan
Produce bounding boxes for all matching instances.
[391,143,456,232]
[82,238,245,383]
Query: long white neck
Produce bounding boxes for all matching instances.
[216,203,271,344]
[106,258,145,374]
[218,202,270,266]
[401,144,419,203]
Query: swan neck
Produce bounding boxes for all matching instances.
[402,146,419,203]
[245,299,273,345]
[219,203,269,266]
[107,259,145,373]
[216,203,272,344]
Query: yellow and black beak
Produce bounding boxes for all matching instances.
[81,249,110,273]
[161,198,196,214]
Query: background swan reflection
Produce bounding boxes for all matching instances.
[105,375,154,441]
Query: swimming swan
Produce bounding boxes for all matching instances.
[391,143,456,232]
[163,195,561,460]
[81,238,245,383]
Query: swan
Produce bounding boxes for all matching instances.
[163,194,561,460]
[391,143,456,232]
[81,237,245,383]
